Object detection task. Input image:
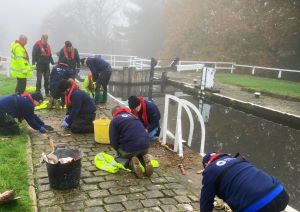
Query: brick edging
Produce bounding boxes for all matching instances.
[26,134,38,212]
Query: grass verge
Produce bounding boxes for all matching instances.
[215,73,300,98]
[0,74,32,212]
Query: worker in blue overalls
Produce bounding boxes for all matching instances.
[200,152,289,212]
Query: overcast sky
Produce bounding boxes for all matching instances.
[0,0,64,55]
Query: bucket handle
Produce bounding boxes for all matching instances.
[55,143,70,151]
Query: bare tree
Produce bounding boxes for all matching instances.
[41,0,123,54]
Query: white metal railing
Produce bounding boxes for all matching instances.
[160,94,206,157]
[0,55,10,77]
[176,60,300,79]
[79,53,160,70]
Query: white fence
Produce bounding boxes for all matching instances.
[176,60,300,79]
[0,55,10,77]
[160,94,206,157]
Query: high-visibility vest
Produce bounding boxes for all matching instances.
[10,42,33,78]
[94,152,160,174]
[82,76,95,95]
[94,152,131,173]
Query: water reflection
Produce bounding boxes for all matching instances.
[108,84,300,209]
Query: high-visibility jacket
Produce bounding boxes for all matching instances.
[82,75,95,95]
[94,152,131,173]
[94,152,160,174]
[10,41,33,78]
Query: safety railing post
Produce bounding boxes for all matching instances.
[251,66,256,75]
[161,96,170,145]
[278,70,282,79]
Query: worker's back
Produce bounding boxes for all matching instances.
[201,155,283,211]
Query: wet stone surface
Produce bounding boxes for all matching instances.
[30,108,200,211]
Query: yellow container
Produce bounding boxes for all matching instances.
[93,118,111,144]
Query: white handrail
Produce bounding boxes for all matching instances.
[160,94,206,157]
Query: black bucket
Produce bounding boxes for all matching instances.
[46,144,82,189]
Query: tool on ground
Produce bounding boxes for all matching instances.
[161,144,173,152]
[0,190,21,204]
[197,169,204,174]
[178,164,187,175]
[56,132,71,137]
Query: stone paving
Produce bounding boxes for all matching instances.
[30,108,200,212]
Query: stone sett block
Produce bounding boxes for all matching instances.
[117,178,138,187]
[165,183,185,189]
[85,198,104,207]
[38,184,50,192]
[145,184,165,190]
[39,198,63,207]
[109,187,130,195]
[81,171,92,178]
[165,177,179,183]
[143,190,164,199]
[38,191,55,200]
[173,188,190,196]
[174,195,191,203]
[104,203,125,212]
[137,206,163,212]
[123,200,144,210]
[81,184,98,191]
[177,203,194,211]
[61,193,85,203]
[62,201,84,211]
[141,199,161,207]
[103,195,127,204]
[93,171,110,176]
[159,197,178,205]
[161,189,176,197]
[88,189,110,198]
[150,177,168,184]
[38,178,49,185]
[85,166,98,172]
[129,185,147,193]
[188,194,199,202]
[160,204,178,212]
[83,176,105,184]
[84,207,106,212]
[127,193,146,200]
[99,181,119,189]
[40,205,62,212]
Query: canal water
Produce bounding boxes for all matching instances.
[108,84,300,209]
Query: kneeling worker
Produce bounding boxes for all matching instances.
[109,106,153,178]
[200,152,289,212]
[49,61,75,107]
[0,92,49,135]
[58,80,96,133]
[128,96,161,141]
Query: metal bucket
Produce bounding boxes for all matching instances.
[46,144,82,190]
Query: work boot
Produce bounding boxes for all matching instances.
[143,154,153,177]
[130,156,143,179]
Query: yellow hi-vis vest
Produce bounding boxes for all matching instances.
[94,152,160,174]
[82,76,95,95]
[10,42,33,78]
[94,152,131,173]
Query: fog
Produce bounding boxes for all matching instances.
[1,0,299,69]
[0,0,63,54]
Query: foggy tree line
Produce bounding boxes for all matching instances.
[41,0,300,69]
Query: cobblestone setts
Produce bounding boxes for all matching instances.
[31,110,199,211]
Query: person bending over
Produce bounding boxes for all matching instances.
[109,106,153,178]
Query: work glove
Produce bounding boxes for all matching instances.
[44,125,54,131]
[61,120,69,129]
[63,115,69,122]
[39,127,47,134]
